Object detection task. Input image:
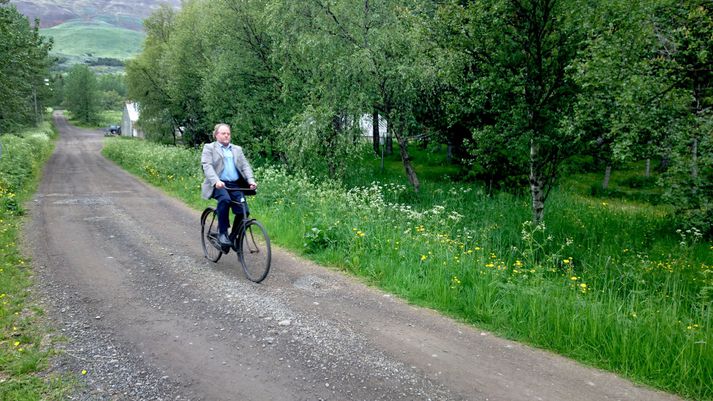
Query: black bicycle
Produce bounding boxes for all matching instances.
[200,187,271,283]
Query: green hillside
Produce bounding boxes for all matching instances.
[41,20,145,60]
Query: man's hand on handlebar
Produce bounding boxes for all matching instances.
[214,180,257,190]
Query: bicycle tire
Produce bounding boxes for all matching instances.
[238,220,271,283]
[201,207,223,262]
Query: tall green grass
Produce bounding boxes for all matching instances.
[103,138,712,400]
[0,125,71,400]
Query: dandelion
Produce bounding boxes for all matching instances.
[579,283,588,293]
[570,276,578,281]
[13,341,20,347]
[82,370,88,375]
[420,255,428,261]
[451,276,461,286]
[514,260,523,267]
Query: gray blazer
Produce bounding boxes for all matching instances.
[201,141,256,200]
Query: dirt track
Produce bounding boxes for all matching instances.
[22,111,683,401]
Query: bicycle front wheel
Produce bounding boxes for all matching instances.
[238,220,271,283]
[201,208,222,262]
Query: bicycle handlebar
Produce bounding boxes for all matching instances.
[224,186,257,196]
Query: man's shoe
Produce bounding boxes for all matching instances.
[218,233,232,247]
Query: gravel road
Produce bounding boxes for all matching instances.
[21,111,683,401]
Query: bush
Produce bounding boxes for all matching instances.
[621,175,657,189]
[0,128,54,215]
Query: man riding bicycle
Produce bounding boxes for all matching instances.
[201,123,257,247]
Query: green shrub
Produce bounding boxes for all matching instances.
[620,175,657,189]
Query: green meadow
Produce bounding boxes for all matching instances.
[41,20,144,60]
[102,137,712,400]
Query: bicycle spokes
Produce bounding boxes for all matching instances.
[239,221,271,283]
[201,208,223,263]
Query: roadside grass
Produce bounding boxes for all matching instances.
[0,124,71,400]
[65,110,122,129]
[103,137,712,400]
[98,110,122,127]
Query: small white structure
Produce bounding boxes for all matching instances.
[122,102,143,138]
[359,113,388,143]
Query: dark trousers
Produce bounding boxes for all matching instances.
[212,183,249,235]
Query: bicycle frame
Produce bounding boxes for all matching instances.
[225,186,255,249]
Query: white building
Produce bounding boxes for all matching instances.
[121,102,143,138]
[359,113,388,143]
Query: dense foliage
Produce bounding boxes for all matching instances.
[0,0,52,132]
[63,64,100,124]
[125,0,712,236]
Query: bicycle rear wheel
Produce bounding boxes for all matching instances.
[201,208,222,262]
[238,220,271,283]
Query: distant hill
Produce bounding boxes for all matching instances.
[41,20,144,72]
[10,0,181,71]
[42,20,144,59]
[11,0,181,30]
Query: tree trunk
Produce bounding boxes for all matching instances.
[385,132,393,155]
[372,109,380,156]
[602,164,612,190]
[529,141,545,224]
[447,140,453,164]
[691,136,698,180]
[645,158,651,177]
[393,125,419,192]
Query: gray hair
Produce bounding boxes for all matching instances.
[213,123,230,136]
